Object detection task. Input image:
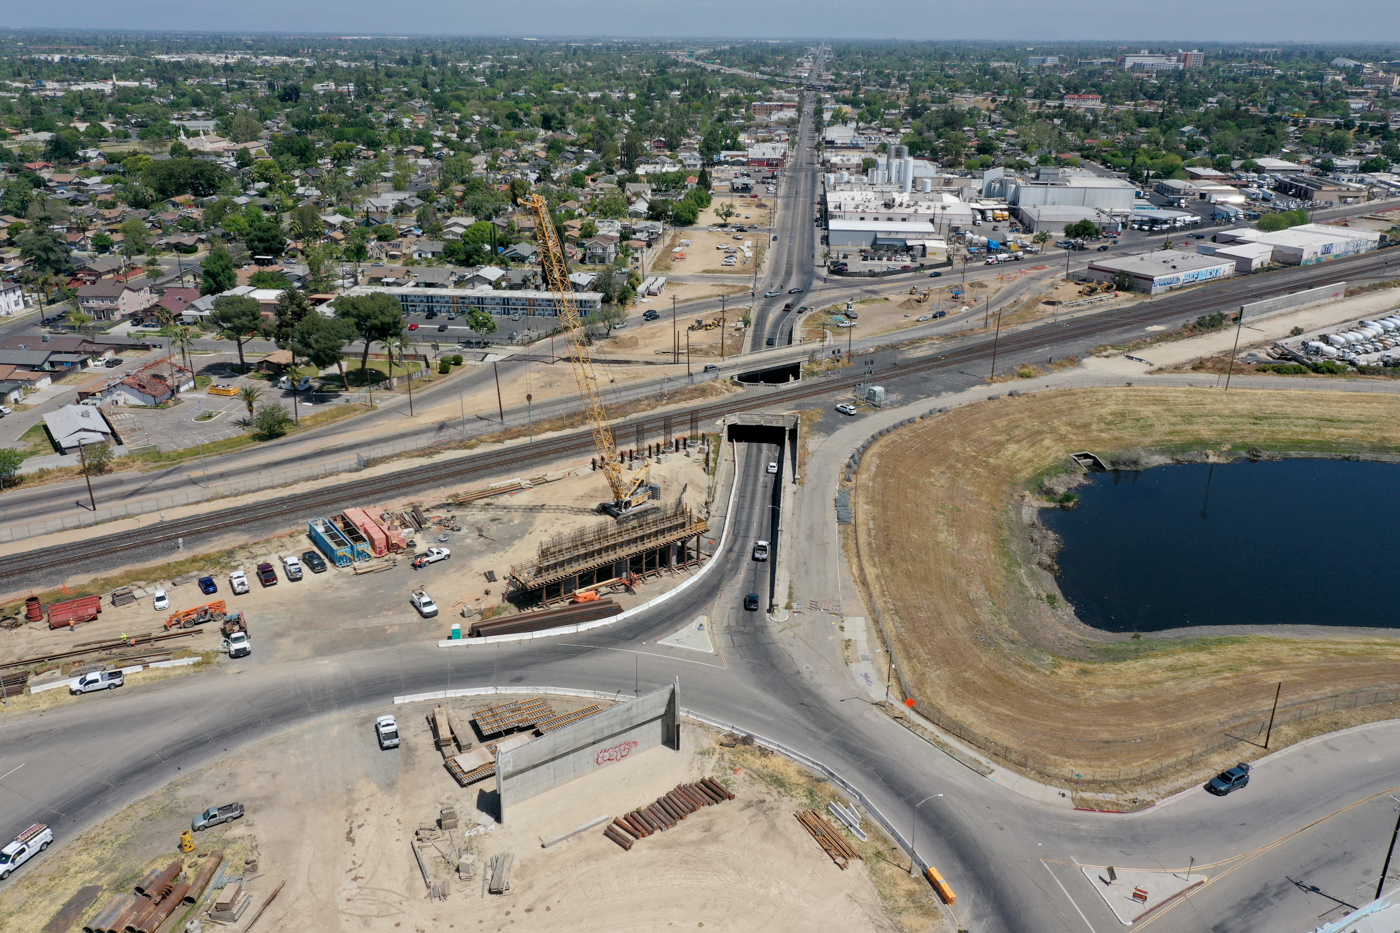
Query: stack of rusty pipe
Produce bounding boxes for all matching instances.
[604,779,736,850]
[81,854,225,933]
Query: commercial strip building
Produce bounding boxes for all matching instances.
[344,286,603,319]
[1083,252,1236,294]
[1211,224,1381,265]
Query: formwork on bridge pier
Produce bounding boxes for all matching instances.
[508,501,708,603]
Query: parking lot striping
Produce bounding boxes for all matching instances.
[0,762,26,782]
[1041,859,1098,933]
[558,643,726,669]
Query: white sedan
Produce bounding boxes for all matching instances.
[835,404,858,416]
[766,461,778,474]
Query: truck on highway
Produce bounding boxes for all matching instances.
[191,803,244,831]
[0,823,52,880]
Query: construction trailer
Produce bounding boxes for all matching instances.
[507,501,708,604]
[308,518,355,567]
[333,513,374,562]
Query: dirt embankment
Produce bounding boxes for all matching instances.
[854,387,1400,798]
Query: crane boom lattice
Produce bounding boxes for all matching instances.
[523,193,635,508]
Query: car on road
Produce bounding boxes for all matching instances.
[229,571,250,595]
[301,551,327,573]
[437,324,448,332]
[0,824,52,881]
[835,403,858,416]
[197,575,218,595]
[256,562,278,587]
[1206,762,1251,796]
[743,593,760,611]
[1097,244,1111,251]
[192,803,244,831]
[765,337,775,346]
[152,588,169,611]
[410,589,439,617]
[798,306,809,313]
[376,715,401,749]
[70,670,124,695]
[407,323,419,330]
[917,314,932,322]
[788,287,803,294]
[752,541,770,561]
[766,461,778,474]
[764,290,781,298]
[642,310,660,321]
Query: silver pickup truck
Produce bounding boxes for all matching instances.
[192,803,244,831]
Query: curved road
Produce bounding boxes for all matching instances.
[3,430,1400,931]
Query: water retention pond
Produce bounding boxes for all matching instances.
[1041,459,1400,633]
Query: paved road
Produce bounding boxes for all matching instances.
[5,413,1400,931]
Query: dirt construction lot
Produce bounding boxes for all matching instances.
[855,387,1400,799]
[0,713,940,933]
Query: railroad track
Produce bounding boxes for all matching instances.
[1,249,1394,585]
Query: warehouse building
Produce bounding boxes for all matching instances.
[1016,205,1122,234]
[1083,252,1235,294]
[1196,240,1275,272]
[1214,224,1380,265]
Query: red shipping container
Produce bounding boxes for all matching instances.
[47,595,102,629]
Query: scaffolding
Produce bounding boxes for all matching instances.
[508,500,708,603]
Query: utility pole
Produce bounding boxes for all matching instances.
[1224,304,1247,391]
[671,294,679,364]
[77,441,96,511]
[526,393,533,443]
[1263,681,1282,748]
[686,330,691,376]
[492,360,505,422]
[989,311,1004,381]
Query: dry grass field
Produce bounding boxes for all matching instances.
[855,387,1400,797]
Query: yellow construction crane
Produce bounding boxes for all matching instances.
[523,193,653,515]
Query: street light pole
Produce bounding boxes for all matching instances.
[989,310,1004,381]
[909,793,940,876]
[1377,796,1400,901]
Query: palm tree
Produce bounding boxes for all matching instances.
[238,385,261,420]
[382,333,415,417]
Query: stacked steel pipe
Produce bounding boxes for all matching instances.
[603,779,736,850]
[795,809,864,870]
[83,854,223,933]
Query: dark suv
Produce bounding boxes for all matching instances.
[1206,763,1251,796]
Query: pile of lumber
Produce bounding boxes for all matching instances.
[473,698,555,737]
[796,809,864,870]
[603,779,735,851]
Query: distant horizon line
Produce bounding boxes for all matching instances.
[0,30,1397,48]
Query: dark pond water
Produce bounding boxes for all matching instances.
[1041,459,1400,632]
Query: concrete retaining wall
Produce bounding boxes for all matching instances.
[496,683,680,822]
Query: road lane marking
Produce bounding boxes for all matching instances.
[0,762,26,782]
[1042,858,1099,933]
[558,644,726,669]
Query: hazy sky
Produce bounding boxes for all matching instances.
[5,0,1399,43]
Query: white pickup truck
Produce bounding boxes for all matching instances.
[228,571,250,595]
[0,823,52,880]
[280,555,304,581]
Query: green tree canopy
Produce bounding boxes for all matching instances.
[17,228,73,276]
[335,292,405,383]
[208,295,264,371]
[201,247,236,295]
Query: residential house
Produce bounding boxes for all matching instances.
[105,358,194,406]
[583,236,619,265]
[43,404,117,454]
[73,256,126,283]
[0,382,24,405]
[156,287,201,323]
[0,282,25,316]
[499,242,538,263]
[503,269,541,290]
[410,267,457,289]
[460,266,506,289]
[411,240,446,260]
[0,365,52,390]
[77,279,156,321]
[568,271,598,292]
[624,182,654,201]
